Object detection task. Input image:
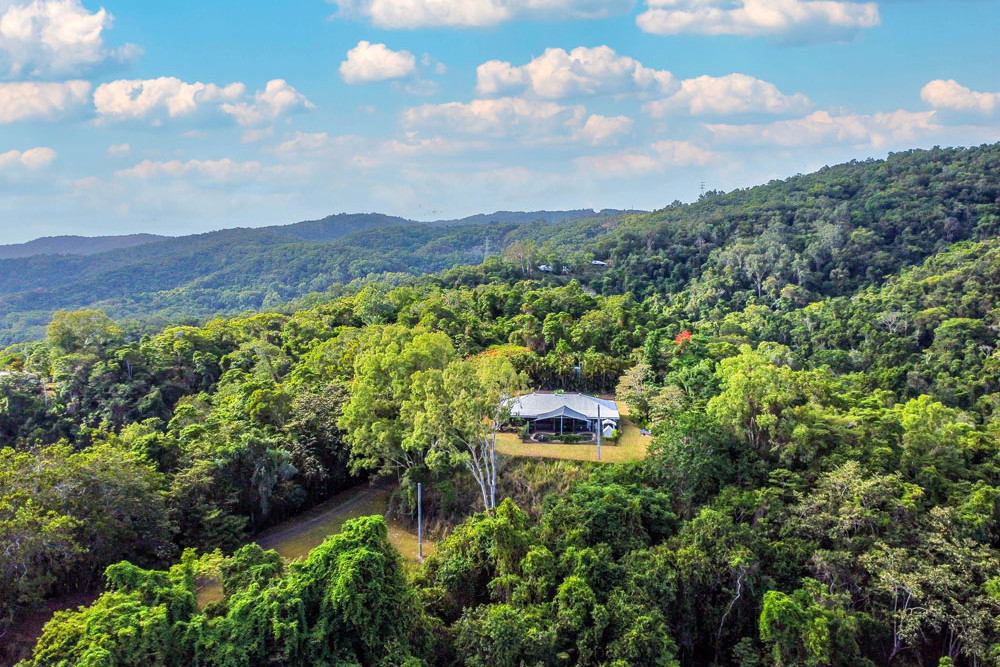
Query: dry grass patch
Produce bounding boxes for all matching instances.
[254,484,433,564]
[197,483,432,607]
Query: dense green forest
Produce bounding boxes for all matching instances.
[3,144,1000,666]
[0,210,627,345]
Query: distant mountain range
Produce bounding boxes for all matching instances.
[0,234,167,259]
[0,210,622,258]
[7,142,996,351]
[0,210,633,344]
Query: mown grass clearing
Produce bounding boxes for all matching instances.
[197,482,431,607]
[255,483,432,563]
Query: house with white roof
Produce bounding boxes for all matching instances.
[508,392,619,437]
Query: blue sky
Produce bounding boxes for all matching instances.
[0,0,998,243]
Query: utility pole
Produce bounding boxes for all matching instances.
[417,482,423,560]
[596,403,601,461]
[699,181,707,196]
[490,428,497,510]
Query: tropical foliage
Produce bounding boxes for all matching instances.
[3,143,1000,666]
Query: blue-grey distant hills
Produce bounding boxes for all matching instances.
[3,144,1000,349]
[0,234,167,259]
[0,209,633,343]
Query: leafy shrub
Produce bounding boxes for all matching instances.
[556,433,594,444]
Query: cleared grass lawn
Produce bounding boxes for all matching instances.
[254,483,431,563]
[197,482,430,607]
[495,402,650,464]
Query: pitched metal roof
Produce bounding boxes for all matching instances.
[533,406,591,422]
[509,393,620,421]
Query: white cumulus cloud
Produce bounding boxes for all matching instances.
[404,97,634,145]
[94,77,245,122]
[0,0,140,76]
[644,73,810,116]
[921,79,1000,115]
[477,46,676,99]
[219,79,314,126]
[0,79,89,122]
[576,114,633,144]
[332,0,634,29]
[0,145,56,169]
[107,142,129,155]
[636,0,880,42]
[705,109,941,148]
[94,77,313,129]
[340,40,416,83]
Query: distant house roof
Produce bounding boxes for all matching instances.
[0,371,36,379]
[509,392,620,421]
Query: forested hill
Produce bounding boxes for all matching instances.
[430,208,633,227]
[0,209,627,344]
[0,233,166,259]
[1,144,998,349]
[581,143,1000,308]
[4,227,1000,667]
[4,143,1000,667]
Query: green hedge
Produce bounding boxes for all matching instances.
[554,433,594,444]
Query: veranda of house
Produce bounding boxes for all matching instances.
[507,392,620,442]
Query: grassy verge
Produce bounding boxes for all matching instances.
[197,482,432,607]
